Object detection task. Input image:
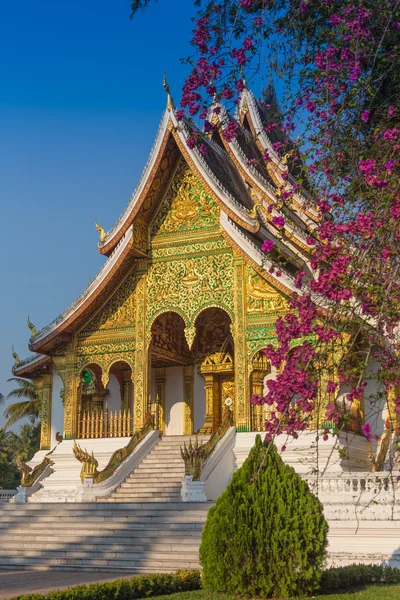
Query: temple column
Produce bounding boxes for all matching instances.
[233,257,250,432]
[54,349,78,440]
[34,373,53,450]
[183,366,194,435]
[122,370,132,412]
[200,374,214,434]
[133,260,149,431]
[251,370,264,432]
[155,367,166,433]
[213,376,221,429]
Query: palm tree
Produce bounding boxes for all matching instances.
[4,378,40,428]
[11,423,41,463]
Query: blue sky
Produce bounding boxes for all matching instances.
[0,0,197,426]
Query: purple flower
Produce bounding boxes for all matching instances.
[361,110,370,122]
[361,422,372,441]
[262,239,275,253]
[272,216,285,229]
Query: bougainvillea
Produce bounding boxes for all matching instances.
[131,0,400,461]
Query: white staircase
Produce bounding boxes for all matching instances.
[106,436,209,503]
[0,502,210,573]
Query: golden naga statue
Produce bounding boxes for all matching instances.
[27,315,37,337]
[12,345,20,367]
[95,221,106,243]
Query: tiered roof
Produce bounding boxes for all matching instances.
[14,81,319,377]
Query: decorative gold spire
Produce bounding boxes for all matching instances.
[27,315,37,337]
[12,345,21,367]
[240,66,247,89]
[95,220,106,243]
[163,72,175,110]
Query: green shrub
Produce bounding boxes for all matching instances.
[199,435,328,598]
[320,564,400,591]
[10,570,201,600]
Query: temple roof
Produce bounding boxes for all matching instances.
[22,83,317,361]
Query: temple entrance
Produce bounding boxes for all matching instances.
[149,308,234,435]
[77,361,133,438]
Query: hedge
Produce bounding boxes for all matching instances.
[10,570,201,600]
[320,564,400,592]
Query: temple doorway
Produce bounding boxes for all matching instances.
[149,308,234,435]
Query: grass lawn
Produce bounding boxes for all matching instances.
[149,586,400,600]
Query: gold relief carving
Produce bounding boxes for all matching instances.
[154,367,166,434]
[184,326,196,351]
[34,373,53,450]
[183,366,194,435]
[233,259,250,432]
[133,271,149,430]
[151,313,190,363]
[81,270,137,334]
[150,238,230,259]
[147,253,234,327]
[131,218,147,254]
[247,266,289,313]
[194,308,232,361]
[151,159,219,238]
[76,343,135,375]
[54,352,78,440]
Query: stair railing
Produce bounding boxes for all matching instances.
[180,413,234,481]
[73,412,154,483]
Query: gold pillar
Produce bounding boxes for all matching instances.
[34,373,53,450]
[155,367,166,433]
[183,366,194,435]
[133,261,149,430]
[54,349,78,440]
[233,257,250,432]
[251,370,264,432]
[122,369,132,412]
[213,376,221,429]
[199,373,214,434]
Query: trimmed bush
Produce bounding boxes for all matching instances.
[320,564,400,591]
[10,570,201,600]
[199,435,328,598]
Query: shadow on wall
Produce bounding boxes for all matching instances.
[385,547,400,569]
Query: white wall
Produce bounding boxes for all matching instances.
[106,374,121,413]
[50,366,64,446]
[194,367,206,433]
[363,354,387,438]
[165,366,184,435]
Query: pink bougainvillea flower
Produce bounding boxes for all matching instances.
[262,239,275,253]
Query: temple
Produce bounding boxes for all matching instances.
[12,82,324,449]
[5,81,399,571]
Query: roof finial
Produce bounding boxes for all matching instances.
[12,345,21,367]
[27,316,37,337]
[163,72,175,110]
[240,66,247,89]
[95,220,106,243]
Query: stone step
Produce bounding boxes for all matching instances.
[0,511,206,530]
[116,485,182,492]
[131,469,184,476]
[0,556,200,570]
[1,539,201,551]
[101,497,184,503]
[134,464,184,471]
[0,530,203,542]
[0,548,200,561]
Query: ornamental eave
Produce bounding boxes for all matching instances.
[212,102,316,256]
[239,90,322,224]
[98,110,172,256]
[30,229,135,354]
[13,354,52,378]
[219,211,298,296]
